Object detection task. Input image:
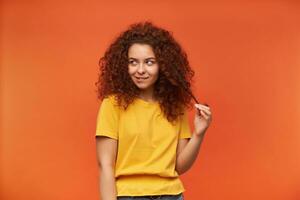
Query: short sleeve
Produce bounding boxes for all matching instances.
[178,109,192,139]
[95,96,120,140]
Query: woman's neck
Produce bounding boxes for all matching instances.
[138,88,157,102]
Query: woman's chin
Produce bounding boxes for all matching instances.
[135,83,150,90]
[136,85,148,90]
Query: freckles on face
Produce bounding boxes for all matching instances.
[127,43,159,89]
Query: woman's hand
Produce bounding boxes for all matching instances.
[193,103,212,136]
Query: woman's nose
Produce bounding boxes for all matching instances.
[137,63,145,73]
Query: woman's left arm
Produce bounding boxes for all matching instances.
[175,104,212,175]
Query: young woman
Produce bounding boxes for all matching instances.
[95,21,212,200]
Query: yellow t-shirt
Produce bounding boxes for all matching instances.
[95,95,192,196]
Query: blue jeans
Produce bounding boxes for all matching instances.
[117,193,184,200]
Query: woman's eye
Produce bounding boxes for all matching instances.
[146,60,155,65]
[129,60,137,65]
[129,60,155,65]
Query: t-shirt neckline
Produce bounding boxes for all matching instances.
[135,97,159,106]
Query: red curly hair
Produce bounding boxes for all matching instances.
[95,21,195,124]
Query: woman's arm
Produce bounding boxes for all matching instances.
[96,136,118,200]
[176,103,212,175]
[175,132,205,175]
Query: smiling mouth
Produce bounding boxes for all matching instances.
[135,76,149,80]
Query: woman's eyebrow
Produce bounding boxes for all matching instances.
[128,57,156,60]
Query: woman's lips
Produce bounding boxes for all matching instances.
[135,76,148,83]
[135,76,149,80]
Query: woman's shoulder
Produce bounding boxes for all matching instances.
[105,94,116,101]
[102,94,119,106]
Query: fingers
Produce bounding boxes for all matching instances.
[194,104,211,114]
[200,110,210,120]
[194,104,212,120]
[195,103,210,110]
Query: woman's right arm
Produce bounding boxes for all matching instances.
[96,136,118,200]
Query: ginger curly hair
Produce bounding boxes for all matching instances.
[95,21,195,124]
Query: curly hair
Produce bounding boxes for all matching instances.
[95,21,195,124]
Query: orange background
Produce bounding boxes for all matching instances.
[1,0,300,199]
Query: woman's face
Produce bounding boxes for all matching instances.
[128,43,159,91]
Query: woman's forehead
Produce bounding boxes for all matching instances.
[128,43,156,58]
